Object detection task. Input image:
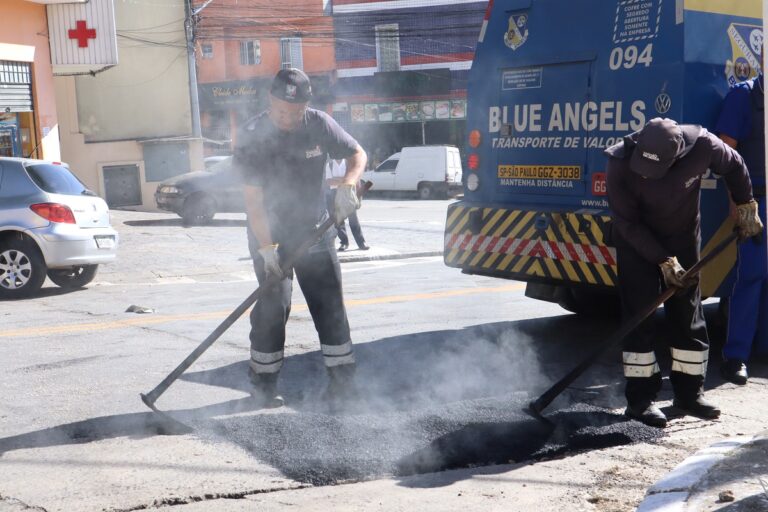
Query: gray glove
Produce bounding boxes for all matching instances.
[334,183,361,224]
[735,199,764,240]
[659,256,697,289]
[257,245,284,280]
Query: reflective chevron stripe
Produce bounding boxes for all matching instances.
[444,203,618,287]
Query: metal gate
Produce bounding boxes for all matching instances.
[0,61,33,112]
[103,164,142,207]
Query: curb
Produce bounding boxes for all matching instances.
[637,436,752,512]
[337,250,443,263]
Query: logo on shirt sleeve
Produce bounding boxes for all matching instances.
[306,145,322,158]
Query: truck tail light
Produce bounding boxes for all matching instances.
[30,203,76,224]
[468,153,480,170]
[469,130,481,148]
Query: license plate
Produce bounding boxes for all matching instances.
[95,235,115,249]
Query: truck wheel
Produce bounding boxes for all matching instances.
[182,193,216,225]
[557,287,621,317]
[48,265,99,289]
[418,183,434,200]
[0,237,47,299]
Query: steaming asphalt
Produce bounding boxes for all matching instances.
[0,205,678,507]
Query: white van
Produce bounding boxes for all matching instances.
[363,145,463,199]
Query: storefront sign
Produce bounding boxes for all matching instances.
[350,99,466,123]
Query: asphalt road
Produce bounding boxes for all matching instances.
[1,199,767,512]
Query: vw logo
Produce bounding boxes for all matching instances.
[655,93,672,114]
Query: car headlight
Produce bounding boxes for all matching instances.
[159,186,180,194]
[466,173,480,192]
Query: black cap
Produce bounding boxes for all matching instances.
[270,68,312,103]
[630,118,685,179]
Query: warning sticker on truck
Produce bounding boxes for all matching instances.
[498,165,581,180]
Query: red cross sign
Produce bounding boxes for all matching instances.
[68,20,97,48]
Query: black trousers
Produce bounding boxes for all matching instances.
[247,230,354,375]
[617,242,710,405]
[326,190,366,247]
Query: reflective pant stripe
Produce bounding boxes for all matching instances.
[671,348,708,363]
[624,362,661,378]
[250,359,283,374]
[671,360,707,376]
[250,349,284,374]
[322,341,355,367]
[321,341,353,357]
[623,351,657,365]
[325,353,355,367]
[671,348,708,375]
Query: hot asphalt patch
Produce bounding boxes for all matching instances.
[193,399,664,485]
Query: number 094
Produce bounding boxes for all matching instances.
[609,44,653,70]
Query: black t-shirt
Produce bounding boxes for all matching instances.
[233,108,359,246]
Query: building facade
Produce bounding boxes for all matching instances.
[52,0,203,210]
[194,0,338,154]
[332,0,487,167]
[0,0,62,161]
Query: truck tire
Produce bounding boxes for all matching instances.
[48,265,98,289]
[557,287,621,317]
[0,237,47,299]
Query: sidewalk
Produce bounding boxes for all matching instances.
[638,432,768,511]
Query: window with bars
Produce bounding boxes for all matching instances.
[201,44,214,60]
[239,40,261,66]
[375,24,401,72]
[280,38,303,70]
[0,61,32,84]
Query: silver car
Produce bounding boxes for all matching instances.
[0,157,118,299]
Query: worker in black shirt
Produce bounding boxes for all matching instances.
[232,69,368,409]
[606,118,762,427]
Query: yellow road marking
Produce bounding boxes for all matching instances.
[1,283,527,339]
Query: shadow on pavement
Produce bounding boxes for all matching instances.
[0,314,682,488]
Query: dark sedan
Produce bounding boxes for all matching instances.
[154,157,245,225]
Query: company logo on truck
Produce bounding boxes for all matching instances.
[488,100,646,149]
[504,14,529,50]
[725,24,762,85]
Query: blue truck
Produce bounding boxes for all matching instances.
[444,0,763,314]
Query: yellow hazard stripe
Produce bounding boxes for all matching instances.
[684,0,761,19]
[699,219,738,297]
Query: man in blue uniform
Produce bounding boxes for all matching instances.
[606,118,762,427]
[716,71,768,385]
[232,69,368,408]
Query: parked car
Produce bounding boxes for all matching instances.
[362,145,463,199]
[155,156,244,225]
[0,157,118,299]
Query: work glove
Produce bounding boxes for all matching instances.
[734,199,764,241]
[257,245,284,280]
[334,183,361,224]
[659,256,697,289]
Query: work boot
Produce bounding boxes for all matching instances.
[673,396,720,419]
[720,359,748,385]
[625,402,667,428]
[321,364,360,411]
[248,370,284,409]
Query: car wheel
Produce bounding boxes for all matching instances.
[418,184,434,200]
[181,194,216,225]
[47,265,98,289]
[0,237,47,299]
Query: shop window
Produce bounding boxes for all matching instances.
[280,38,303,70]
[375,24,401,72]
[201,43,214,59]
[240,40,261,66]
